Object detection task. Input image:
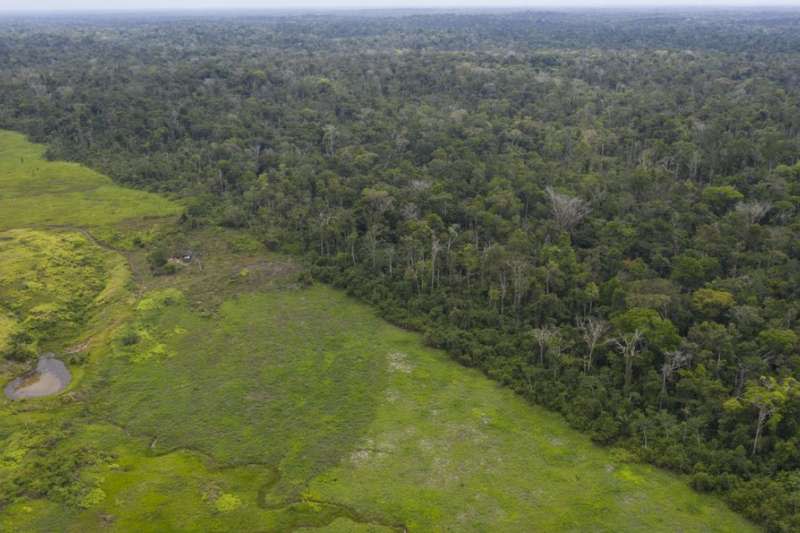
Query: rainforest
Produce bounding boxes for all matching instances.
[1,8,800,532]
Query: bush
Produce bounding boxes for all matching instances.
[3,330,37,362]
[296,271,314,288]
[214,493,242,513]
[120,329,140,346]
[691,471,716,492]
[147,247,168,270]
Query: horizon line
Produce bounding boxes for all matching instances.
[3,4,800,13]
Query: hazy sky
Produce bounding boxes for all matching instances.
[1,0,800,12]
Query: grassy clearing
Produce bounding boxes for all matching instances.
[0,131,177,380]
[126,225,300,312]
[0,130,758,531]
[74,284,754,532]
[308,299,747,531]
[0,130,179,231]
[90,287,383,501]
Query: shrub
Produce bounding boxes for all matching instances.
[147,247,168,270]
[296,271,314,288]
[214,493,242,513]
[120,329,140,346]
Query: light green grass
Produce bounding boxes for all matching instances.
[74,286,754,532]
[308,292,746,531]
[0,313,16,353]
[0,131,179,230]
[92,288,385,494]
[0,228,126,354]
[0,129,758,532]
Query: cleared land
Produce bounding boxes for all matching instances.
[0,131,179,231]
[0,132,757,531]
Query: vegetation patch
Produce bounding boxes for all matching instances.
[0,130,756,531]
[81,286,754,532]
[0,131,180,231]
[0,229,121,360]
[92,288,387,495]
[0,313,17,354]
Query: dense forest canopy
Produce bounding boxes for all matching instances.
[2,8,800,531]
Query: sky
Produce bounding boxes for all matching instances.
[1,0,799,11]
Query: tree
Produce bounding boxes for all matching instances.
[702,185,744,214]
[612,307,680,354]
[735,201,771,225]
[321,124,337,157]
[612,329,643,392]
[507,258,530,314]
[577,316,608,374]
[532,326,557,366]
[360,188,393,268]
[688,320,734,375]
[725,377,798,456]
[659,348,691,407]
[670,254,721,290]
[691,288,735,320]
[545,186,591,233]
[3,330,36,362]
[546,329,566,378]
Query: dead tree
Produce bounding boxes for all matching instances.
[659,349,692,408]
[577,317,608,374]
[322,124,337,157]
[532,326,557,366]
[317,211,334,255]
[545,186,591,233]
[735,201,771,225]
[612,329,644,392]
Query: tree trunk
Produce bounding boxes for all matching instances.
[752,407,768,456]
[625,356,633,391]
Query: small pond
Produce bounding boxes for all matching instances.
[4,354,71,400]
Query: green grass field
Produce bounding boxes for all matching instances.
[0,130,180,231]
[0,131,759,531]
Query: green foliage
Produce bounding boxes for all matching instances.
[670,254,721,289]
[612,307,681,353]
[0,229,121,358]
[0,313,17,354]
[78,488,106,509]
[757,328,798,355]
[702,185,745,213]
[725,377,799,455]
[296,270,314,288]
[135,288,185,312]
[2,8,800,529]
[147,247,168,270]
[214,493,242,513]
[118,328,140,346]
[691,288,735,319]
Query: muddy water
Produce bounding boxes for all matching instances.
[4,354,71,400]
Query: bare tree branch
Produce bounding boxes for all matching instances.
[545,186,591,233]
